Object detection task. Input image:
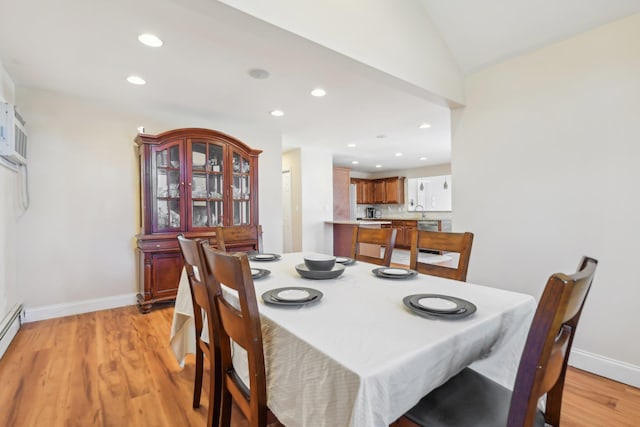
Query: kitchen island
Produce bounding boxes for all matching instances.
[325,220,392,257]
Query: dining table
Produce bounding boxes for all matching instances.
[169,252,536,427]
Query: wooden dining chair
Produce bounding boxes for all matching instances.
[350,226,398,266]
[408,230,474,281]
[216,225,263,253]
[400,256,598,427]
[176,234,221,427]
[201,246,268,427]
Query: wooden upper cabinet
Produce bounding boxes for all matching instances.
[351,177,405,204]
[362,180,374,204]
[384,177,405,204]
[373,180,385,203]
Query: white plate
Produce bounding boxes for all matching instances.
[417,297,458,311]
[336,257,349,263]
[255,254,275,260]
[251,268,260,275]
[276,289,311,301]
[382,268,411,276]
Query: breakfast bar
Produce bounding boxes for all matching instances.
[326,220,392,257]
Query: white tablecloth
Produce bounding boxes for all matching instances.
[169,252,536,427]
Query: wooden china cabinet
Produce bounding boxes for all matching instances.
[135,128,262,313]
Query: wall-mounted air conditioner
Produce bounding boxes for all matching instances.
[0,102,28,165]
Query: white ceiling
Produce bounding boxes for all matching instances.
[420,0,640,74]
[1,0,638,172]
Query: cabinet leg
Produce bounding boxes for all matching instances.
[136,294,152,314]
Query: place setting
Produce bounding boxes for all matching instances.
[372,267,417,279]
[251,268,270,280]
[335,256,356,266]
[262,287,323,306]
[248,252,282,262]
[402,293,476,320]
[295,254,345,280]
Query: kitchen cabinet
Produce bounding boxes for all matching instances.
[384,177,405,204]
[351,178,375,204]
[390,220,417,249]
[135,128,262,313]
[351,177,405,205]
[373,180,385,203]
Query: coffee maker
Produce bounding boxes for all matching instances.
[365,207,375,219]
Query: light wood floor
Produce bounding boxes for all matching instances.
[1,306,638,426]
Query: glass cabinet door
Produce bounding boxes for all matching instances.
[190,141,225,228]
[231,150,252,225]
[152,143,183,232]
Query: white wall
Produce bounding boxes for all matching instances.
[15,87,282,312]
[299,147,333,254]
[0,61,18,325]
[452,14,640,385]
[219,0,464,106]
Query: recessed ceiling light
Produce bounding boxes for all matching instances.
[248,68,270,79]
[395,152,403,157]
[270,110,284,117]
[419,123,431,129]
[351,160,359,165]
[311,88,326,97]
[127,75,146,85]
[138,33,163,47]
[376,134,387,139]
[347,143,356,148]
[375,164,382,168]
[419,156,428,160]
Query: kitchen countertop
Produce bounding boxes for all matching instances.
[358,218,451,222]
[325,220,392,225]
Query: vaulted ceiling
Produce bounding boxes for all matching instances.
[1,0,638,171]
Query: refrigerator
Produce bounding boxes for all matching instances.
[349,184,357,220]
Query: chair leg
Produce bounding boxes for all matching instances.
[193,348,203,409]
[208,349,222,427]
[219,389,233,427]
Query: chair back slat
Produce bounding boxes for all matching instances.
[350,227,397,266]
[409,230,474,281]
[507,256,598,427]
[202,246,268,427]
[216,225,263,253]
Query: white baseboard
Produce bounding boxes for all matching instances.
[570,347,640,388]
[23,293,137,323]
[0,304,23,359]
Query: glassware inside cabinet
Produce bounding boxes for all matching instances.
[241,156,250,173]
[156,149,168,167]
[192,200,208,227]
[168,199,181,228]
[157,199,181,230]
[207,144,223,172]
[192,173,207,198]
[157,169,168,197]
[168,170,180,198]
[232,200,251,225]
[208,174,223,199]
[169,145,180,168]
[232,175,250,199]
[209,200,223,226]
[192,143,207,170]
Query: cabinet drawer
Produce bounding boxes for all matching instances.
[138,239,179,251]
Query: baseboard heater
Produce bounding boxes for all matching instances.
[0,303,23,359]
